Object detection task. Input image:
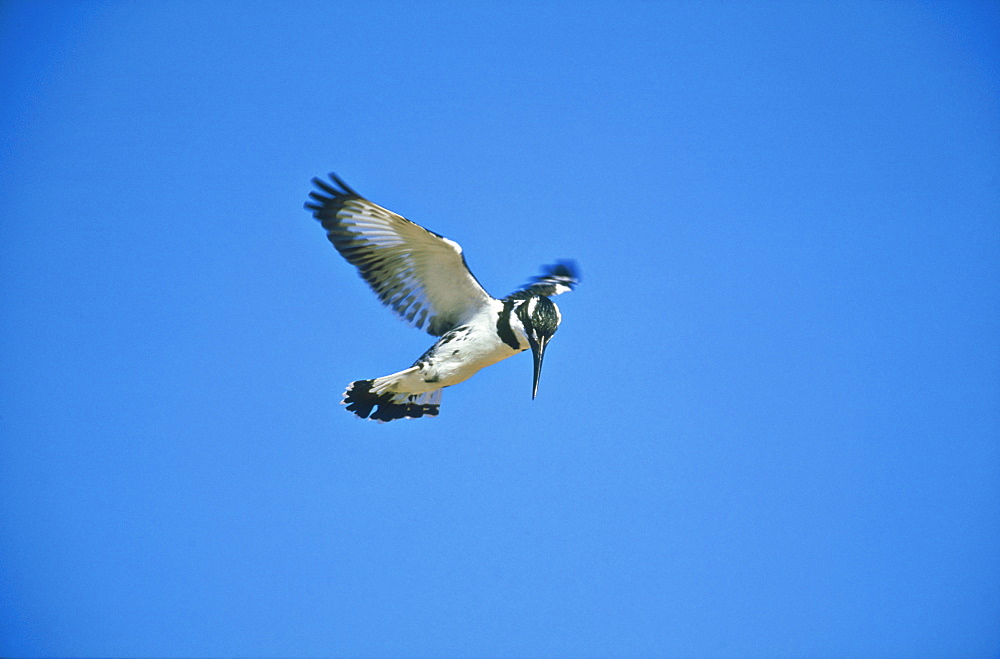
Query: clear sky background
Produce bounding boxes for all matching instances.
[2,1,998,657]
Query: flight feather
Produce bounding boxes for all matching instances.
[305,174,493,336]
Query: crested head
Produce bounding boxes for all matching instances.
[510,294,561,399]
[515,294,561,341]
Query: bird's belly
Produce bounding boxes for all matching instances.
[405,330,523,393]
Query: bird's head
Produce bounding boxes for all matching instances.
[514,295,562,399]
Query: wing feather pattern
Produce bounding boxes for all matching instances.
[305,174,494,336]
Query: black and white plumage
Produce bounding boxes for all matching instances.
[305,173,580,422]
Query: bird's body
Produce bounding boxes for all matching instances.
[396,302,523,393]
[305,174,578,422]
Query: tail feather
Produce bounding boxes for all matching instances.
[343,380,442,422]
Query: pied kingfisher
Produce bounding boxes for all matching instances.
[305,173,580,422]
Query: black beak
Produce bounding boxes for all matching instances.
[529,335,548,400]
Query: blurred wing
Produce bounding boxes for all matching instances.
[509,260,581,299]
[305,174,494,336]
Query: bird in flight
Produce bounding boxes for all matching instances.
[305,174,580,422]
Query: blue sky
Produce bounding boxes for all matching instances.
[2,1,998,656]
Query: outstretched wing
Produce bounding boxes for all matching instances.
[305,174,494,336]
[508,260,581,299]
